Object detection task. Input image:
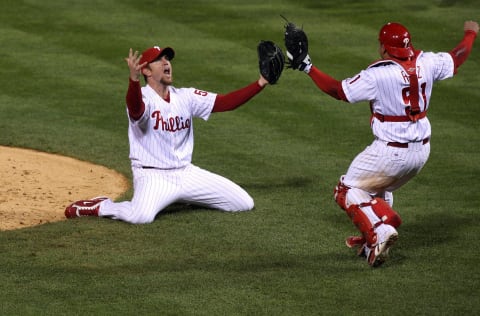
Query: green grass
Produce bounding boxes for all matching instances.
[1,0,479,315]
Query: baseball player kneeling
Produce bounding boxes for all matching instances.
[65,41,284,224]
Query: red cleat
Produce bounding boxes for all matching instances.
[64,197,107,218]
[346,236,367,258]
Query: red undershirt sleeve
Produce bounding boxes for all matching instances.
[126,78,145,121]
[307,66,348,101]
[449,30,477,73]
[212,81,264,112]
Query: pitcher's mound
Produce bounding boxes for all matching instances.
[0,146,129,231]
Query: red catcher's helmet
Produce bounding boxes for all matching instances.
[379,22,415,59]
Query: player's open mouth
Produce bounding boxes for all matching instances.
[164,69,170,75]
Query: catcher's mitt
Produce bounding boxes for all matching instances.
[257,40,285,85]
[282,16,310,71]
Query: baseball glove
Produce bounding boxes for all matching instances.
[257,40,285,84]
[282,17,311,71]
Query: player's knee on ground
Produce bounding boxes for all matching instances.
[242,195,255,211]
[122,210,157,225]
[224,195,254,212]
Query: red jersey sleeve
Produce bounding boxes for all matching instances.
[307,66,348,101]
[449,30,477,73]
[212,81,264,112]
[126,78,145,121]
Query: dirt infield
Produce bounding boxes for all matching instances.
[0,146,129,231]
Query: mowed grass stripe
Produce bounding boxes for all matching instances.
[1,0,479,315]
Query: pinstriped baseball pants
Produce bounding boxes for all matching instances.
[341,139,430,224]
[98,164,254,224]
[343,139,430,195]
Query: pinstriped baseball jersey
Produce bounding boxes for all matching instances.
[341,51,455,143]
[96,83,256,223]
[128,85,217,169]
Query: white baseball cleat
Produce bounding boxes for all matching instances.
[365,224,398,267]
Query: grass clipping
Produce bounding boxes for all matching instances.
[0,146,129,231]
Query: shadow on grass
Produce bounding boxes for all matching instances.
[321,205,477,267]
[400,211,475,248]
[240,176,315,191]
[153,176,316,219]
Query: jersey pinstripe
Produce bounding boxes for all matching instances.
[99,165,254,224]
[341,51,454,143]
[128,85,216,169]
[98,84,254,223]
[339,50,455,227]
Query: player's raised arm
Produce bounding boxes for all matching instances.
[213,81,264,112]
[449,20,478,72]
[125,48,146,120]
[212,40,284,113]
[125,48,146,82]
[282,19,348,101]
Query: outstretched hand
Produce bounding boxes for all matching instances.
[464,20,479,34]
[258,75,269,87]
[125,48,147,82]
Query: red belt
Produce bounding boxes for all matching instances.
[373,111,427,122]
[387,137,430,148]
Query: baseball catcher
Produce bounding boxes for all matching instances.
[282,17,311,72]
[257,40,285,84]
[281,18,479,267]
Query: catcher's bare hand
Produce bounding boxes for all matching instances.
[464,20,479,34]
[125,48,147,82]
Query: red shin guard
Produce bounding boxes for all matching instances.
[371,198,402,228]
[334,181,401,245]
[345,204,378,246]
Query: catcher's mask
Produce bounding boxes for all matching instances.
[140,46,175,69]
[379,22,415,59]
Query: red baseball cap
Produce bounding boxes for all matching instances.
[139,46,175,68]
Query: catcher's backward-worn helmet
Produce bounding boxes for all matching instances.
[379,22,415,59]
